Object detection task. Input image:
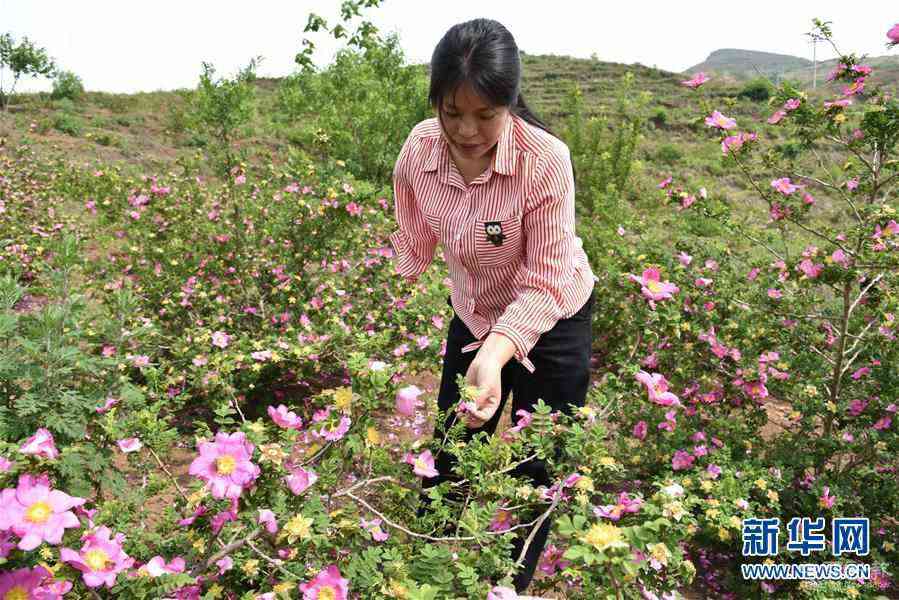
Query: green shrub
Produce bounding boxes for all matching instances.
[650,107,668,129]
[50,69,85,101]
[738,78,773,102]
[277,32,430,182]
[52,113,83,136]
[655,142,683,164]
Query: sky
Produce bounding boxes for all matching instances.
[4,1,898,94]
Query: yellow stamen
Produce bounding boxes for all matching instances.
[25,501,52,524]
[216,455,236,475]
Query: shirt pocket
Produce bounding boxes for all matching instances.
[474,214,523,270]
[423,212,443,242]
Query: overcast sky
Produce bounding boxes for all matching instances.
[5,1,898,94]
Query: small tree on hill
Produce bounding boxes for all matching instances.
[0,32,56,111]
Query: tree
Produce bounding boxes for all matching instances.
[0,32,56,111]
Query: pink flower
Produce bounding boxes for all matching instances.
[889,23,899,44]
[502,409,533,440]
[633,420,648,440]
[310,407,351,441]
[538,544,571,576]
[0,566,71,599]
[488,586,519,600]
[771,177,802,195]
[873,416,892,431]
[140,556,186,577]
[360,517,389,542]
[784,98,801,111]
[299,565,349,600]
[819,486,836,509]
[130,354,150,368]
[19,428,59,459]
[798,259,824,279]
[216,556,233,575]
[268,404,303,429]
[258,509,279,534]
[846,177,860,191]
[742,380,769,400]
[234,174,246,186]
[61,526,134,588]
[767,110,787,124]
[705,110,737,130]
[96,396,119,413]
[404,450,438,478]
[767,288,783,299]
[116,438,142,453]
[672,450,695,471]
[824,98,852,109]
[627,268,679,303]
[681,72,710,89]
[657,176,673,189]
[721,131,757,155]
[635,371,680,406]
[677,251,692,266]
[395,385,424,416]
[873,220,899,241]
[706,464,722,479]
[488,508,517,532]
[188,431,260,499]
[851,367,871,380]
[211,331,230,349]
[285,466,319,495]
[593,492,643,521]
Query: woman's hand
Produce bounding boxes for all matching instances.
[462,357,502,428]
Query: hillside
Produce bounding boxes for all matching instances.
[688,47,899,88]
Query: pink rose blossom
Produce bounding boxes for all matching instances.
[258,509,278,534]
[0,566,72,599]
[672,450,695,471]
[19,428,59,459]
[268,404,303,429]
[635,371,680,406]
[60,526,134,588]
[211,331,230,349]
[360,517,390,542]
[404,450,438,478]
[705,110,737,130]
[681,72,710,89]
[299,565,349,600]
[633,420,648,440]
[0,474,85,551]
[285,466,319,495]
[395,385,424,416]
[116,438,142,453]
[188,431,260,499]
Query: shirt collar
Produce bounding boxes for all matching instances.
[422,112,518,177]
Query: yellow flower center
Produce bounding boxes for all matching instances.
[318,587,336,600]
[25,501,52,524]
[5,586,29,600]
[216,454,237,475]
[646,280,662,293]
[85,549,111,571]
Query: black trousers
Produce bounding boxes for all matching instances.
[417,290,594,593]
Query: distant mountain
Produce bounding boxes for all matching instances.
[686,48,899,89]
[687,49,812,82]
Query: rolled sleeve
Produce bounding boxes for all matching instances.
[490,143,576,371]
[388,133,437,283]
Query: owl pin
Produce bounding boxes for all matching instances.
[484,221,505,247]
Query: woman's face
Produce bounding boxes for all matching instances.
[438,80,510,161]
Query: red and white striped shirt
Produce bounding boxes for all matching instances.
[388,112,596,374]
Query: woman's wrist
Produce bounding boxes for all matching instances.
[477,331,517,367]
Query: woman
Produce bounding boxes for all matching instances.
[388,18,597,593]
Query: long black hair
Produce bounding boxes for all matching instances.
[428,18,577,187]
